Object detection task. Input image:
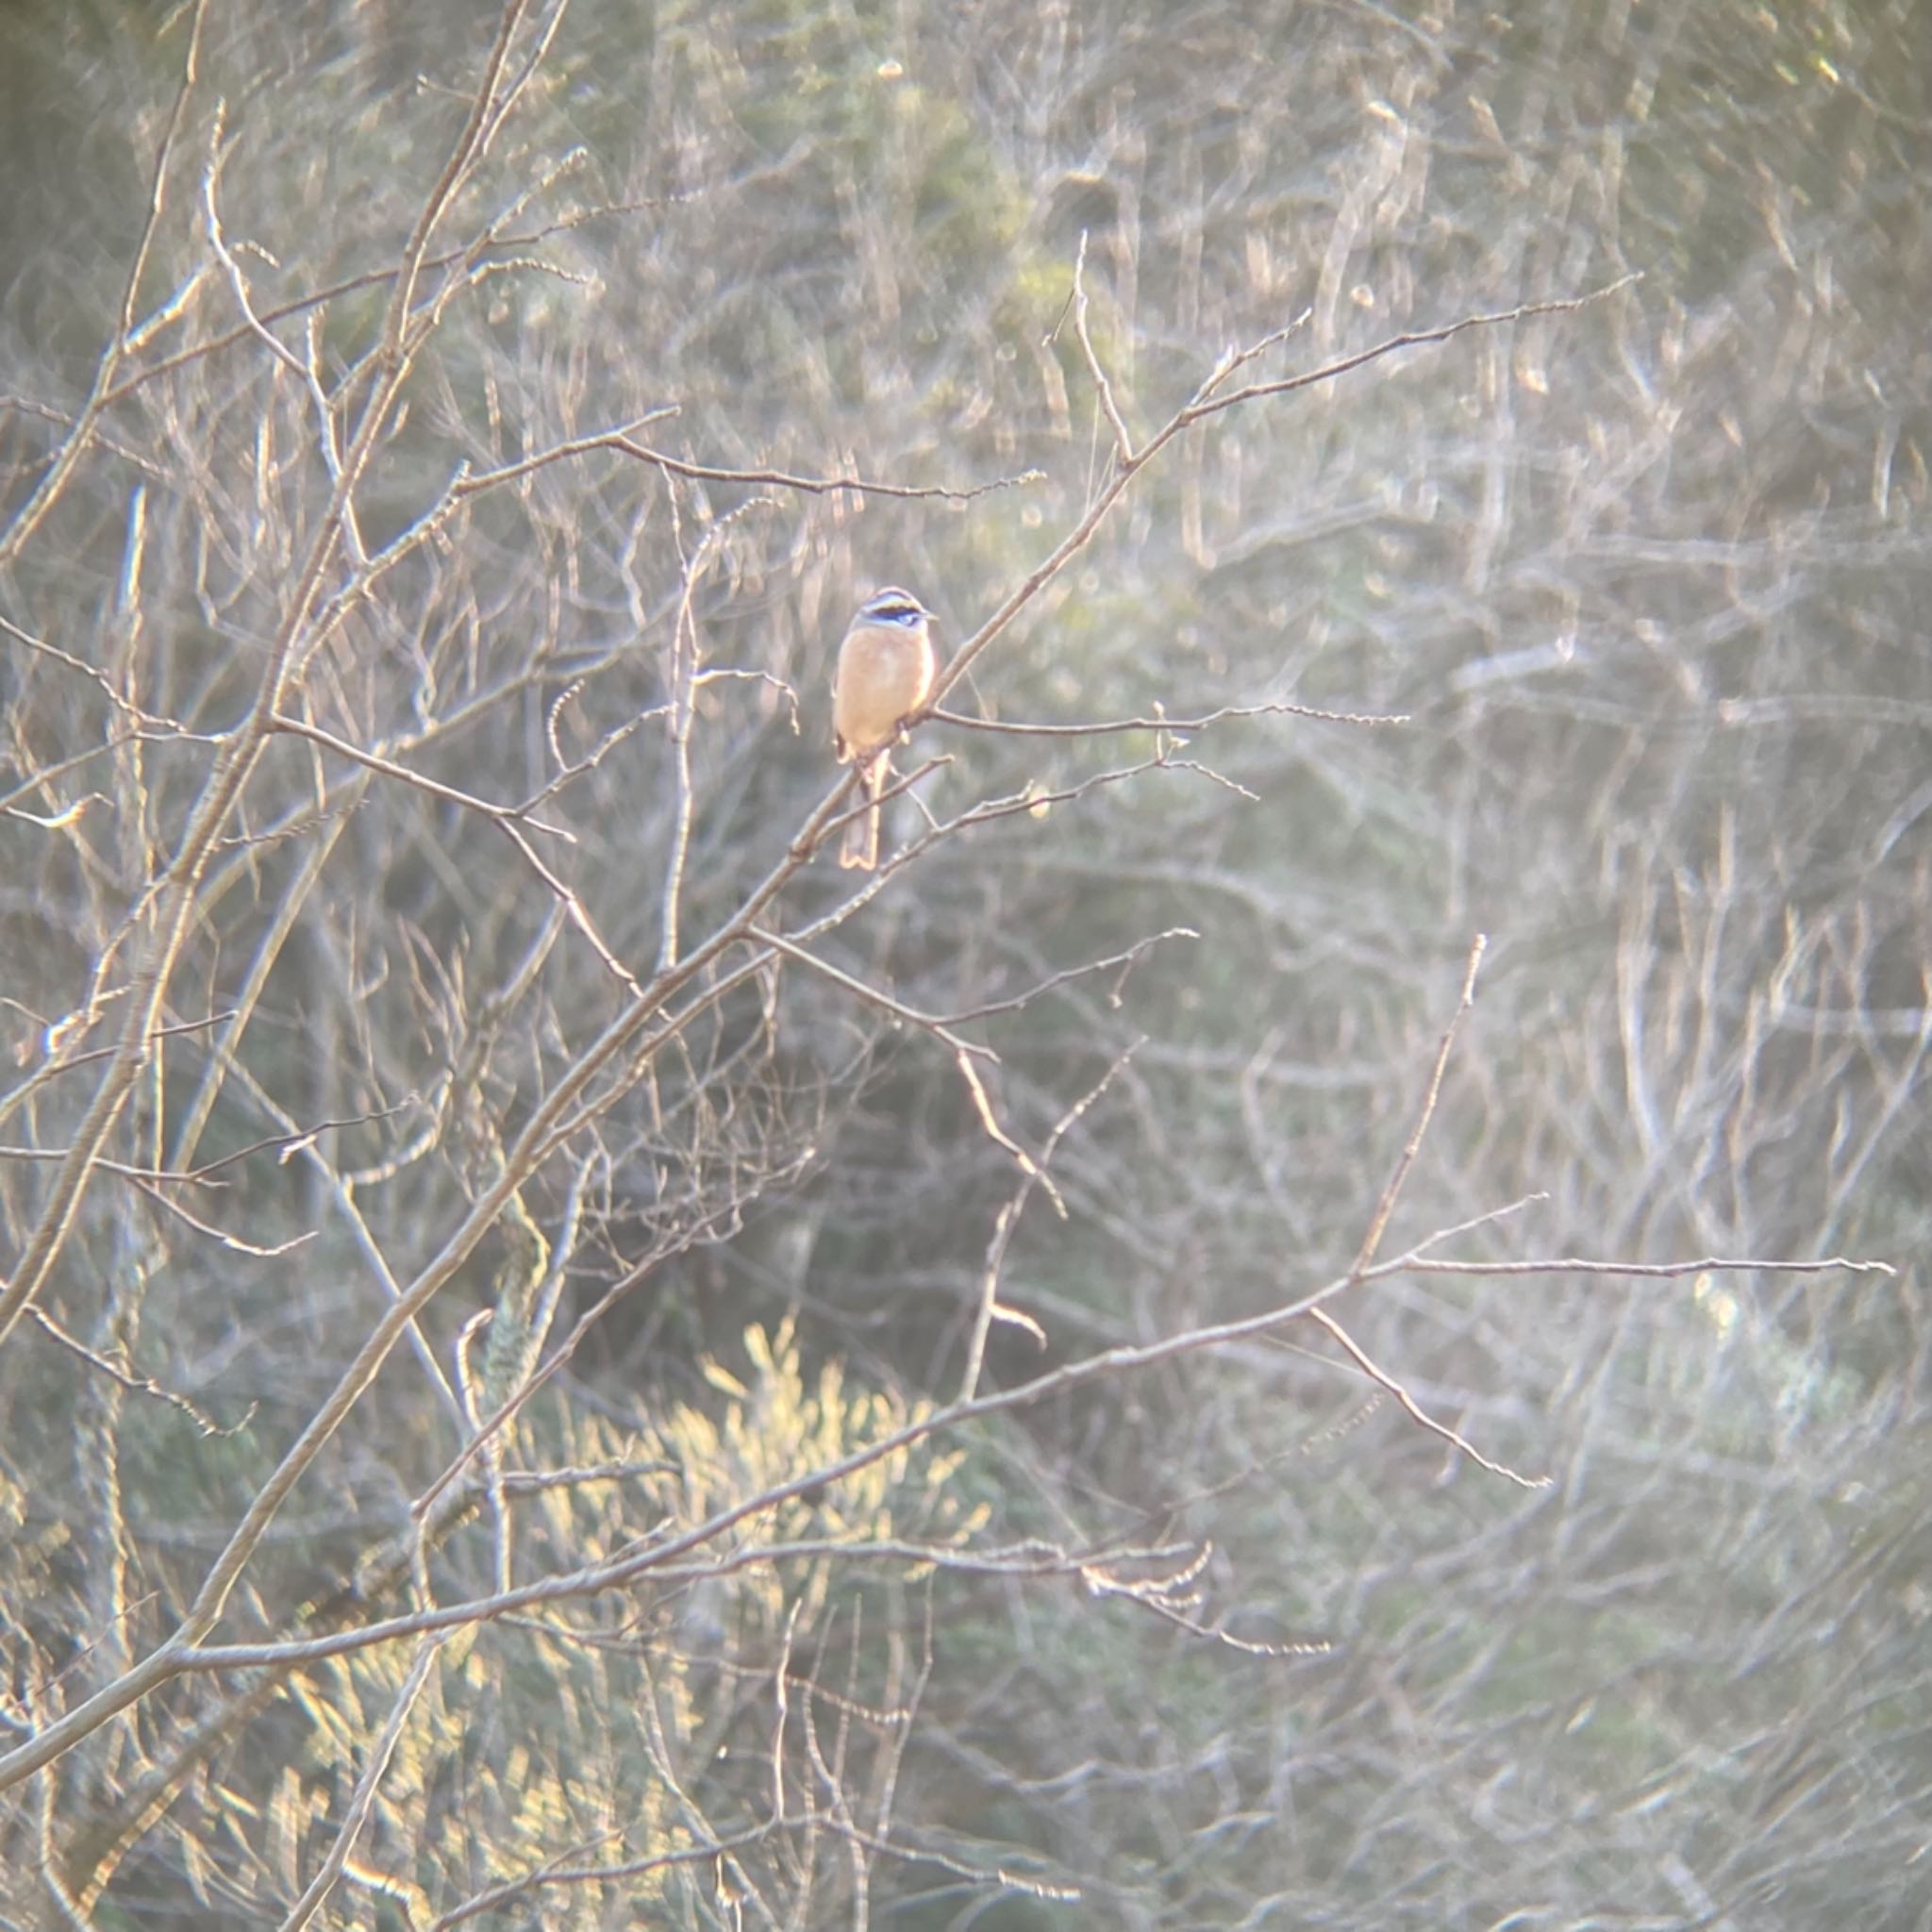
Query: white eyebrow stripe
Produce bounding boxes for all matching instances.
[859,591,928,624]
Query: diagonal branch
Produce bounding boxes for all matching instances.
[0,0,209,570]
[749,926,995,1062]
[1351,934,1487,1278]
[1305,1305,1549,1489]
[1,1233,1881,1698]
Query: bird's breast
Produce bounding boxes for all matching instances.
[834,624,936,753]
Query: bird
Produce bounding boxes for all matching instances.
[832,586,938,870]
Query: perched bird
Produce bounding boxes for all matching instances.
[832,586,938,870]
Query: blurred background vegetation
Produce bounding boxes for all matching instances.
[1,0,1926,1925]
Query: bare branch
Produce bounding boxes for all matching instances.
[275,1637,445,1932]
[1071,228,1135,464]
[266,709,574,838]
[1305,1306,1550,1489]
[959,1045,1136,1401]
[930,697,1410,736]
[8,1228,1878,1701]
[26,1307,253,1439]
[1176,275,1643,430]
[0,0,209,568]
[749,926,996,1061]
[1351,934,1487,1278]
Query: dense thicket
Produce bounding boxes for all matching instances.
[2,2,1925,1925]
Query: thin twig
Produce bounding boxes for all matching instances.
[955,1051,1064,1216]
[8,1229,1880,1697]
[1351,935,1486,1278]
[27,1307,252,1438]
[929,697,1408,736]
[924,275,1640,712]
[1377,1253,1899,1281]
[1175,277,1642,431]
[0,612,183,729]
[275,1636,445,1932]
[748,927,995,1059]
[1071,229,1135,462]
[1306,1306,1549,1489]
[267,712,573,838]
[0,0,208,569]
[497,819,644,999]
[940,930,1197,1025]
[959,1045,1137,1401]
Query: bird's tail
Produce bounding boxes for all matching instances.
[840,755,887,870]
